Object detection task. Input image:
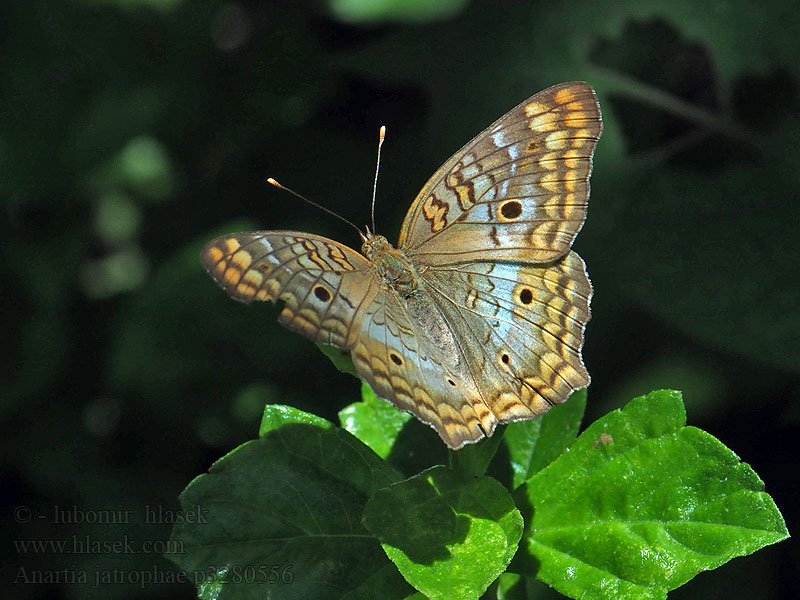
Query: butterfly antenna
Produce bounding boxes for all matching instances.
[370,125,386,235]
[266,178,362,237]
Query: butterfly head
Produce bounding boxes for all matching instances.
[360,231,392,260]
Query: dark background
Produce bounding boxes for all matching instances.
[3,1,798,598]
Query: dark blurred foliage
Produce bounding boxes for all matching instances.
[2,1,798,599]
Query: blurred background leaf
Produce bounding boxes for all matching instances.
[2,1,797,599]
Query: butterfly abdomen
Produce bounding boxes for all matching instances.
[403,290,460,369]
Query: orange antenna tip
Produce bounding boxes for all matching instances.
[266,177,282,188]
[370,125,387,233]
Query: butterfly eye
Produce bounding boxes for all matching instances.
[518,288,534,305]
[390,353,403,366]
[499,200,523,220]
[314,286,332,302]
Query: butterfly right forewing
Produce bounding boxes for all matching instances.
[399,82,602,265]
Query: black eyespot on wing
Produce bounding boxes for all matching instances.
[519,288,533,305]
[314,286,331,302]
[390,353,403,366]
[500,200,522,219]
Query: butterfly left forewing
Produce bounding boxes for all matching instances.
[201,232,378,347]
[399,82,601,264]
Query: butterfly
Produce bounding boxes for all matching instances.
[202,82,602,449]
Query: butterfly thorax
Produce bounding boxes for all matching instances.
[361,233,420,298]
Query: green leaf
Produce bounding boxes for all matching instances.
[448,427,504,478]
[364,466,523,600]
[169,407,410,600]
[328,0,469,25]
[339,382,413,458]
[317,342,359,377]
[260,403,333,434]
[513,390,789,600]
[504,389,587,489]
[496,572,552,600]
[196,566,227,600]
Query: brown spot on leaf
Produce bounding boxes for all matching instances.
[594,433,614,448]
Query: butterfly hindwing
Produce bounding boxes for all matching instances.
[423,252,592,422]
[201,232,378,347]
[399,82,601,265]
[350,293,497,449]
